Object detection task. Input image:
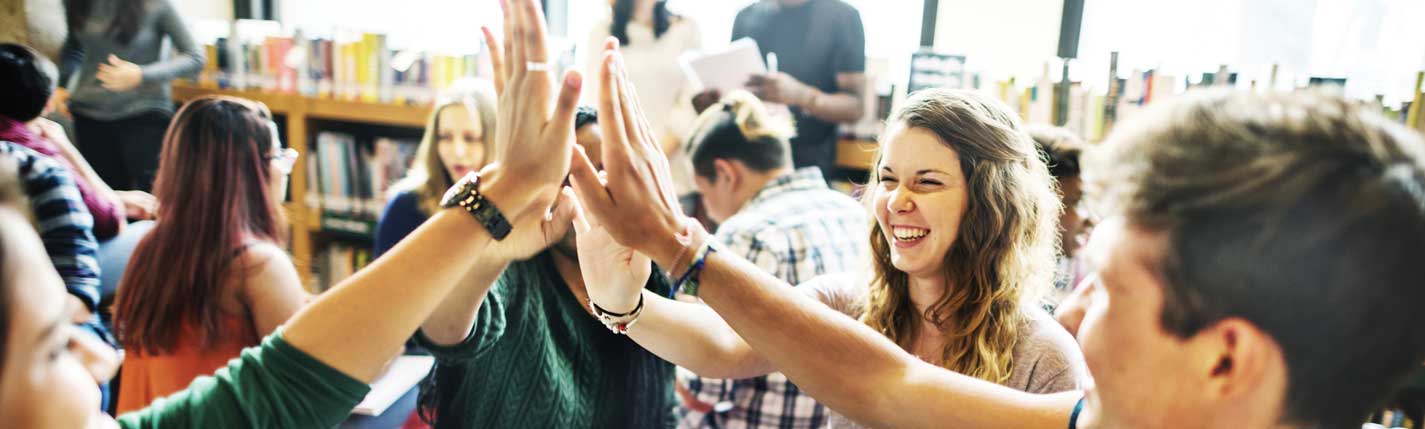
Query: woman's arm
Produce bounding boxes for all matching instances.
[238,243,310,339]
[568,40,1083,428]
[139,0,205,84]
[279,0,581,382]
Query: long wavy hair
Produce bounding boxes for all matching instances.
[860,88,1060,384]
[391,79,497,215]
[114,96,285,355]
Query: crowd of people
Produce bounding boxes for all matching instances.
[0,1,1422,429]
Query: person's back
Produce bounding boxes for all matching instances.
[679,92,870,428]
[115,282,259,414]
[112,96,306,413]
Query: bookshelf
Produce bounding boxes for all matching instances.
[174,82,881,288]
[172,83,429,288]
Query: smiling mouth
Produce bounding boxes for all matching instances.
[891,226,930,244]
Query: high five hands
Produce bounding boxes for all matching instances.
[567,38,691,270]
[480,0,694,269]
[477,0,582,260]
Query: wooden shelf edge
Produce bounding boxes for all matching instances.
[836,139,878,171]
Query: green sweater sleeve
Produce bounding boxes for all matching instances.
[117,332,371,429]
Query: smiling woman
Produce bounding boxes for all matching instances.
[860,87,1069,391]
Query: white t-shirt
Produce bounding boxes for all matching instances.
[584,16,702,194]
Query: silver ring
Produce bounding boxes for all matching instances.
[525,61,551,72]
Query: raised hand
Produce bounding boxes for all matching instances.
[479,0,583,227]
[480,26,505,96]
[570,186,650,313]
[567,39,688,268]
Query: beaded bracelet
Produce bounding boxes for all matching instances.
[677,243,717,297]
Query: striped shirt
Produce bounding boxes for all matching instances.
[0,141,102,311]
[679,167,870,429]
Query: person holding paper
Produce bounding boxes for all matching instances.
[585,0,702,194]
[695,0,867,180]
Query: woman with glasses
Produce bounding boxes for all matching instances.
[110,95,309,414]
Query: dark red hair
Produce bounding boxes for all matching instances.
[114,96,285,355]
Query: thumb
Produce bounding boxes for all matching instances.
[107,54,120,64]
[565,186,591,233]
[549,186,577,229]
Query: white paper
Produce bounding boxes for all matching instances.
[679,38,767,93]
[350,355,436,416]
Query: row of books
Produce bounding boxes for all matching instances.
[312,242,373,291]
[899,50,1425,144]
[197,20,489,105]
[308,132,420,229]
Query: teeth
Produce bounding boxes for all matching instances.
[892,227,929,241]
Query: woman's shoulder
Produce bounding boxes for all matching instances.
[800,271,869,316]
[1009,306,1088,392]
[381,189,427,219]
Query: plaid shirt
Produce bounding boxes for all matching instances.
[679,167,869,429]
[0,142,102,312]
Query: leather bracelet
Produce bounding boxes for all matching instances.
[590,292,645,335]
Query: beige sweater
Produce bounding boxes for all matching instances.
[802,272,1089,429]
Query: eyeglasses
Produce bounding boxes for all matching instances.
[268,147,299,175]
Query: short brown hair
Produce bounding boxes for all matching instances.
[1086,90,1425,428]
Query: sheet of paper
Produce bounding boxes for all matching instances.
[350,355,436,416]
[679,38,767,93]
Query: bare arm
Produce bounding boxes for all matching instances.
[280,0,580,383]
[802,72,866,124]
[624,290,776,378]
[686,250,1081,429]
[569,39,1082,428]
[417,258,508,345]
[239,243,310,339]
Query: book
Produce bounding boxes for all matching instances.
[350,355,436,417]
[679,37,768,94]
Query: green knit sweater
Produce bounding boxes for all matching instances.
[415,251,677,429]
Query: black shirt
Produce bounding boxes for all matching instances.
[732,0,866,175]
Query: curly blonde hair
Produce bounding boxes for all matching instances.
[860,89,1060,384]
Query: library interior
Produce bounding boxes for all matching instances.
[0,0,1423,428]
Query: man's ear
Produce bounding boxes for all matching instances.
[713,158,740,189]
[1193,317,1282,400]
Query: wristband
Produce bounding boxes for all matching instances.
[589,292,645,335]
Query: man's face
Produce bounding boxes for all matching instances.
[1075,217,1212,428]
[693,171,739,224]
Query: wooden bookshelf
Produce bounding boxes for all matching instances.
[172,83,430,287]
[173,83,881,287]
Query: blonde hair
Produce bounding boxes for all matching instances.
[393,79,498,214]
[861,89,1060,384]
[686,90,797,177]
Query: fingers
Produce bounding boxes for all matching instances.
[520,0,549,64]
[566,187,591,233]
[107,54,121,65]
[545,70,583,148]
[481,26,506,95]
[598,51,634,177]
[567,144,613,224]
[548,185,576,226]
[500,0,520,80]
